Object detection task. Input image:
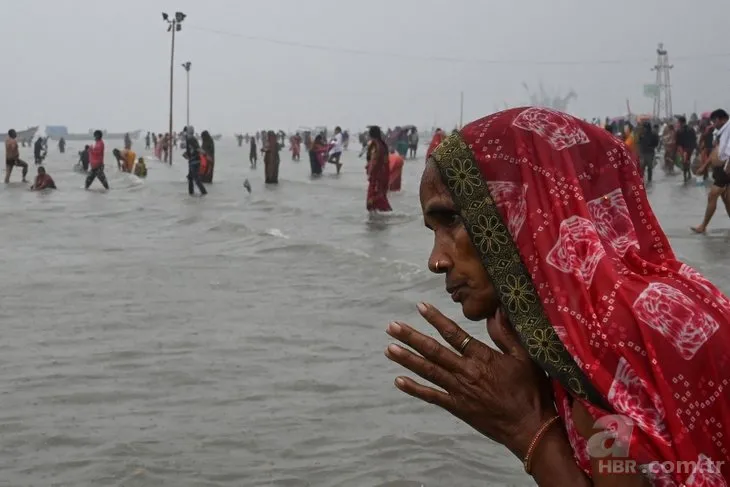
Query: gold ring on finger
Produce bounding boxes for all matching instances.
[458,335,473,354]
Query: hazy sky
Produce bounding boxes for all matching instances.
[3,0,729,133]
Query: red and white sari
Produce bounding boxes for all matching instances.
[432,107,730,485]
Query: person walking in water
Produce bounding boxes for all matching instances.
[692,109,730,234]
[5,129,29,183]
[408,128,419,159]
[637,120,659,183]
[85,130,109,190]
[33,137,46,165]
[327,126,344,174]
[249,136,257,169]
[182,126,207,196]
[365,125,392,212]
[200,130,215,183]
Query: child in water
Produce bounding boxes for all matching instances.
[134,157,147,178]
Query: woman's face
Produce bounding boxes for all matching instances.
[420,161,498,321]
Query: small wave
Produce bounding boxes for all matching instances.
[263,228,289,239]
[207,221,253,234]
[378,258,424,280]
[176,215,202,225]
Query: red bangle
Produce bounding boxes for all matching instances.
[523,415,560,475]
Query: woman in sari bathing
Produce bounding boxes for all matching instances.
[365,125,392,213]
[385,107,730,486]
[308,134,328,176]
[427,128,445,159]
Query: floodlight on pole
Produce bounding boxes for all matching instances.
[161,11,186,164]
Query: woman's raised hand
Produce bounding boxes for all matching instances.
[385,303,556,459]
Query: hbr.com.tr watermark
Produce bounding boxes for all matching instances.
[596,459,725,476]
[587,414,725,476]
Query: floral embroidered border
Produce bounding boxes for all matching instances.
[431,132,606,407]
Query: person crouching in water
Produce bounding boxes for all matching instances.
[30,166,56,191]
[134,157,147,178]
[182,126,207,196]
[85,130,109,190]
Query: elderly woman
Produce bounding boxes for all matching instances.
[386,107,730,486]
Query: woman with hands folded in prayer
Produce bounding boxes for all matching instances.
[386,108,730,486]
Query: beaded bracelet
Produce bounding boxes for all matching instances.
[523,415,561,474]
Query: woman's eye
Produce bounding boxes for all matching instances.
[446,212,462,227]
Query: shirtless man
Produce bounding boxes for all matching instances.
[5,129,29,183]
[692,109,730,234]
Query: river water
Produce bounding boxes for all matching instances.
[1,139,728,487]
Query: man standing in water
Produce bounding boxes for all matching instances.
[5,129,29,183]
[327,126,344,174]
[34,137,46,165]
[692,109,730,234]
[182,126,207,196]
[85,130,109,190]
[675,115,697,183]
[637,121,659,183]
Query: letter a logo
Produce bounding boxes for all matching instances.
[587,414,634,458]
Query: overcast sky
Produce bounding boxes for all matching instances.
[3,0,729,133]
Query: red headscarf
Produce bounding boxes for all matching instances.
[430,107,730,485]
[426,129,444,160]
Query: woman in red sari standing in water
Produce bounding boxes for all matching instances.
[386,107,730,486]
[426,128,444,160]
[365,125,392,213]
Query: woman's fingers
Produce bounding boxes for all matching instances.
[393,376,455,410]
[385,343,461,391]
[386,321,463,372]
[417,302,492,359]
[487,308,529,361]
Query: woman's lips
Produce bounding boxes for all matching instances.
[449,285,465,302]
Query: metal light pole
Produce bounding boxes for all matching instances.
[182,62,191,127]
[162,11,186,164]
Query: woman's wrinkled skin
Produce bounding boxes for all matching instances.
[385,161,555,455]
[384,160,649,487]
[419,162,498,321]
